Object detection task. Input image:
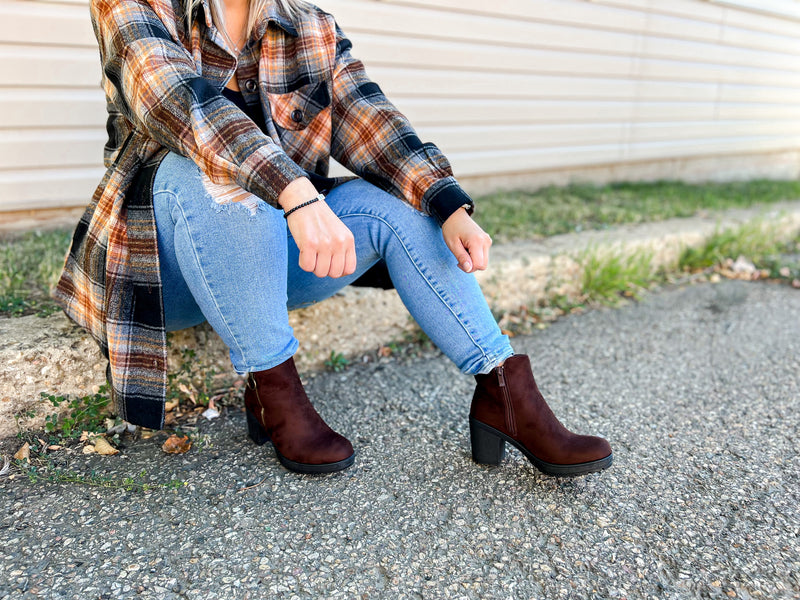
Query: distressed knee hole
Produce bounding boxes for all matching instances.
[200,172,265,216]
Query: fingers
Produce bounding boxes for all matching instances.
[298,230,355,278]
[465,232,492,271]
[449,239,473,273]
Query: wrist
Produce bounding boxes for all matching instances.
[442,205,471,228]
[283,193,325,219]
[278,176,318,211]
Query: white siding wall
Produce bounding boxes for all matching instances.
[1,0,800,213]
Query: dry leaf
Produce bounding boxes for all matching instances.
[94,437,119,456]
[178,383,197,403]
[165,400,179,412]
[14,443,30,462]
[83,444,96,455]
[162,434,192,454]
[48,445,63,451]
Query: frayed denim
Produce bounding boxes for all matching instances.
[153,152,513,375]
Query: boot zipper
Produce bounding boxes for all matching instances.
[497,366,517,437]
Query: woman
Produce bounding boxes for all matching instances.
[55,0,612,475]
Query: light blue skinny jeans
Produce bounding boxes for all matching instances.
[153,152,513,376]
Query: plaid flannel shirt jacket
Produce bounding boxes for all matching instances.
[54,0,474,429]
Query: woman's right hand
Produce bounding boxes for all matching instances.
[279,178,357,278]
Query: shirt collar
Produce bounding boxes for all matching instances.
[256,2,299,38]
[196,0,298,39]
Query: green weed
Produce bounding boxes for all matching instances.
[678,223,783,272]
[579,248,655,305]
[41,384,112,439]
[167,347,218,407]
[324,351,349,372]
[16,459,183,492]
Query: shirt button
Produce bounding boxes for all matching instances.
[244,79,257,93]
[291,109,304,123]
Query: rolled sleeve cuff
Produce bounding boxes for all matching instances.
[240,147,308,208]
[422,177,475,227]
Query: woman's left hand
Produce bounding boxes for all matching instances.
[441,209,492,273]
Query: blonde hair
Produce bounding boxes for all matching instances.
[185,0,307,43]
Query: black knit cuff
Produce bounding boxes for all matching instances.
[423,178,474,227]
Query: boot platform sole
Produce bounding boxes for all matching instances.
[247,409,355,474]
[470,418,613,476]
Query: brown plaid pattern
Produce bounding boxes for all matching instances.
[54,0,473,428]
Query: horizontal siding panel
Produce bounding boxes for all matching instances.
[0,44,100,88]
[710,0,800,20]
[449,135,800,176]
[420,121,800,153]
[0,130,106,170]
[0,89,106,129]
[420,123,628,152]
[372,0,800,55]
[326,0,642,55]
[352,32,800,88]
[394,99,800,125]
[591,0,800,37]
[0,168,104,211]
[0,1,94,47]
[329,0,800,72]
[392,98,800,126]
[372,67,800,105]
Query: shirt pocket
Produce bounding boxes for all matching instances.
[267,79,330,131]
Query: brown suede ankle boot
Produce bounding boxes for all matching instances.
[244,357,354,474]
[469,354,612,476]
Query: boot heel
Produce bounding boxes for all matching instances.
[470,419,506,465]
[246,410,270,446]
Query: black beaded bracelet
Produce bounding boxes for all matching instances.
[283,193,325,219]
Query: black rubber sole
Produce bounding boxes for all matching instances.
[246,410,355,474]
[470,417,613,476]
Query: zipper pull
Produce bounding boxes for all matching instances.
[497,366,506,388]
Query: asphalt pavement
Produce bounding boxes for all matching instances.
[1,279,799,600]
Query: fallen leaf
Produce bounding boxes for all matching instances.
[165,400,179,412]
[378,346,392,357]
[79,431,90,442]
[83,444,96,455]
[13,443,30,462]
[48,445,63,451]
[162,434,192,454]
[178,383,196,403]
[93,437,119,456]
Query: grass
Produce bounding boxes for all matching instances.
[2,179,799,318]
[0,229,71,317]
[678,221,785,271]
[474,179,800,242]
[579,248,656,305]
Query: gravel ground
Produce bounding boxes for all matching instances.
[1,279,799,600]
